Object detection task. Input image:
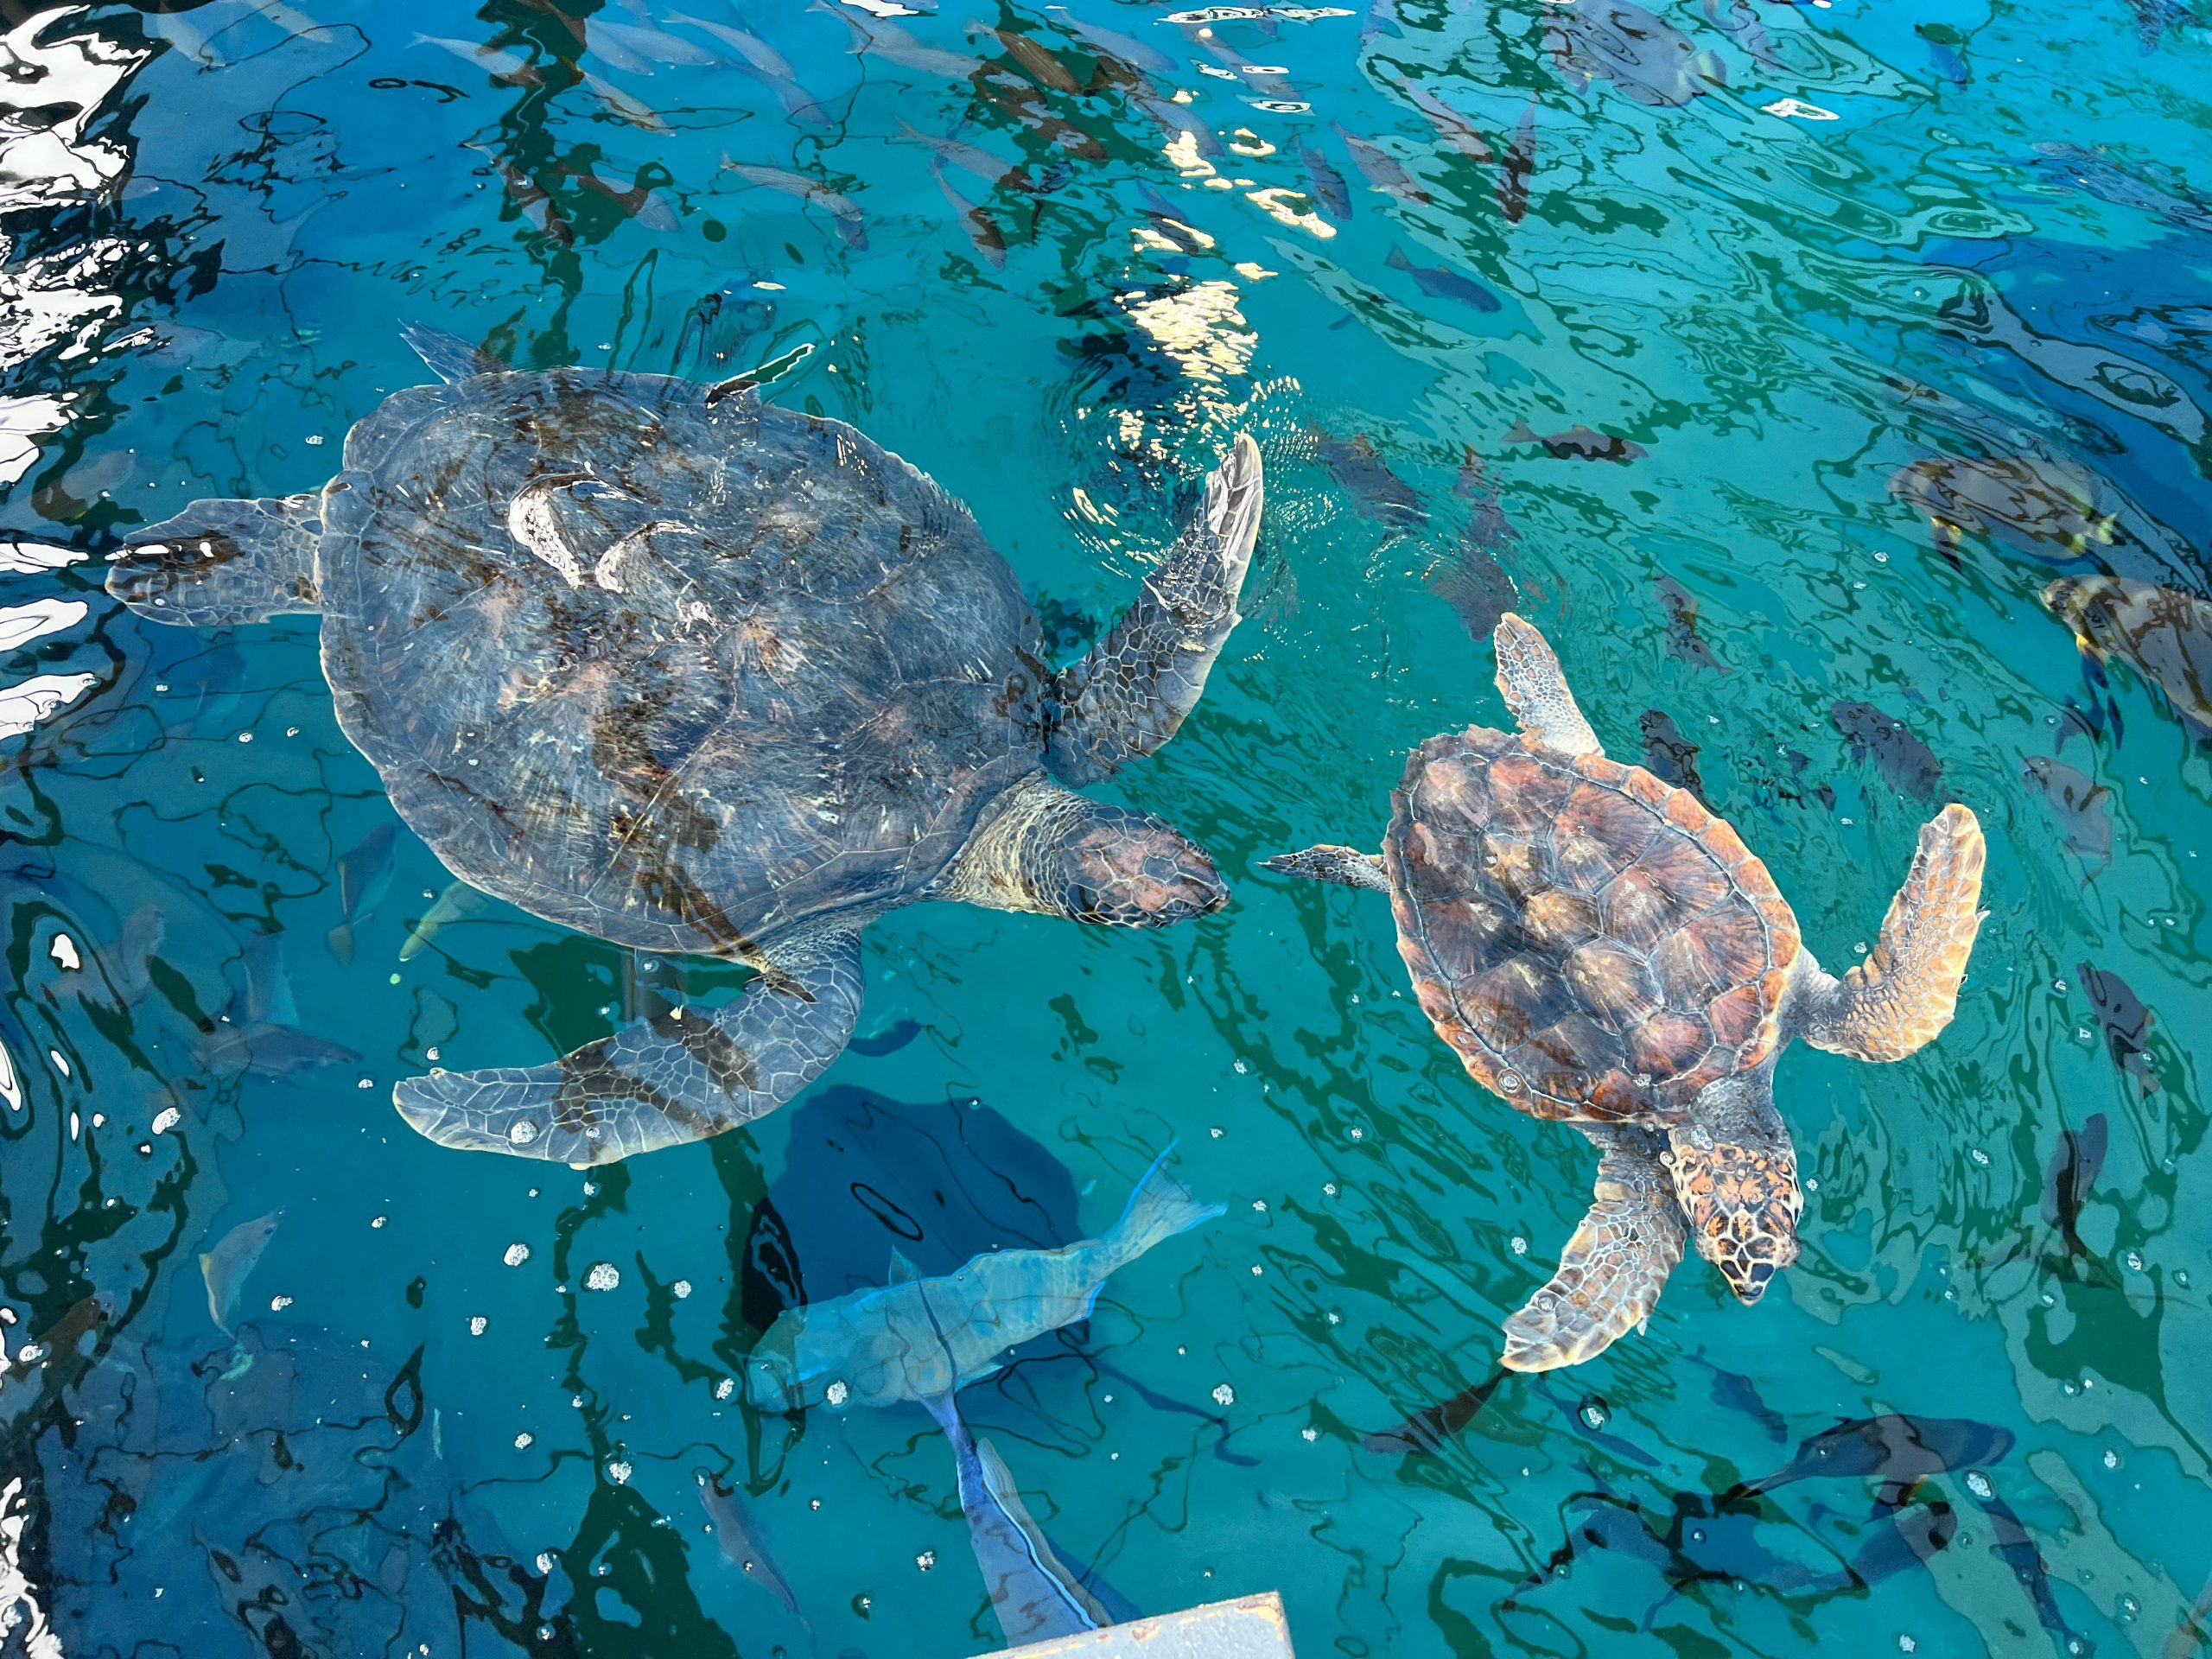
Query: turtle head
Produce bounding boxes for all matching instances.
[938,773,1227,927]
[1665,1109,1802,1305]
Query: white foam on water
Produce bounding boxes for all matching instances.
[0,541,85,574]
[0,1040,18,1111]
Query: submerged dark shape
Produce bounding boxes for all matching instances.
[194,931,361,1080]
[2021,755,2114,876]
[1385,245,1501,313]
[1830,701,1943,800]
[1427,456,1519,639]
[1653,575,1726,672]
[1498,100,1536,222]
[2041,1111,2109,1262]
[1362,1368,1508,1453]
[1313,429,1427,527]
[1504,420,1644,461]
[1332,124,1432,206]
[1266,616,1987,1371]
[1916,21,1969,84]
[111,329,1263,1166]
[1888,454,2117,565]
[1696,1348,1788,1442]
[2077,962,2157,1092]
[2042,575,2212,741]
[2029,142,2212,231]
[199,1209,283,1336]
[1637,709,1710,805]
[41,1323,575,1657]
[1726,1414,2017,1507]
[1545,0,1727,106]
[1385,72,1493,162]
[1973,1484,2094,1652]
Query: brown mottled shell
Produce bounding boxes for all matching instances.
[1384,726,1801,1124]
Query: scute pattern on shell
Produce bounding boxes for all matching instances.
[1385,726,1801,1123]
[317,367,1043,958]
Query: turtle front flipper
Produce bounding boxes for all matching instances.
[1045,434,1263,784]
[106,494,322,626]
[1500,1128,1686,1372]
[1492,613,1602,757]
[1802,804,1986,1062]
[1260,844,1391,891]
[391,926,863,1164]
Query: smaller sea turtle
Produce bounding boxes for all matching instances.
[1263,615,1986,1370]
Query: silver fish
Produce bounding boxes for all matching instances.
[581,73,670,131]
[695,1469,804,1618]
[2023,755,2114,876]
[745,1149,1221,1410]
[1065,15,1179,78]
[1332,124,1429,205]
[594,16,721,68]
[933,161,1007,266]
[667,10,791,76]
[400,879,489,963]
[922,1380,1109,1645]
[819,3,983,79]
[720,158,868,248]
[411,33,541,85]
[200,1210,283,1335]
[896,119,1021,188]
[326,822,397,966]
[1387,73,1492,162]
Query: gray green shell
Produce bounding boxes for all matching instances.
[312,367,1046,957]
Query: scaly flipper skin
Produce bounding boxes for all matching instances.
[1260,844,1392,891]
[107,495,323,626]
[1492,612,1603,757]
[392,927,862,1164]
[1501,1127,1687,1372]
[1803,804,1986,1061]
[1046,434,1263,784]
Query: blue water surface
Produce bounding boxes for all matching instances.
[3,0,2210,1653]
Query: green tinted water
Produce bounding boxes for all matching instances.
[3,0,2209,1653]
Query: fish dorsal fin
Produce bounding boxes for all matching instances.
[401,323,504,385]
[888,1247,921,1285]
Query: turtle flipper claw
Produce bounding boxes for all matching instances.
[393,928,862,1164]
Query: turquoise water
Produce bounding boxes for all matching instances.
[3,0,2210,1652]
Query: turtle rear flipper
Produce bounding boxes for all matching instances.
[1492,613,1602,757]
[1500,1128,1686,1372]
[1046,433,1262,784]
[391,927,862,1165]
[107,494,322,626]
[1803,804,1986,1062]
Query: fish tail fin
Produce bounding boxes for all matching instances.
[1504,419,1537,444]
[1106,1144,1225,1262]
[1386,244,1411,270]
[326,922,355,966]
[1694,48,1728,85]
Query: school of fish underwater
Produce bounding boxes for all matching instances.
[2,0,2210,1651]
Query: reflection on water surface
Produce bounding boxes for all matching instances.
[3,0,2210,1652]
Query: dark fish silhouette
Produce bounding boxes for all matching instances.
[1831,702,1943,800]
[1844,1497,1958,1586]
[195,933,362,1079]
[1888,454,2116,565]
[823,4,982,79]
[1703,0,1783,68]
[2040,1112,2108,1262]
[1974,1485,2088,1652]
[1638,709,1710,805]
[969,22,1086,95]
[326,823,397,966]
[1504,420,1643,461]
[719,158,868,248]
[2077,963,2156,1092]
[2042,575,2212,742]
[1362,1369,1508,1453]
[1498,100,1535,222]
[1385,245,1500,312]
[1299,143,1352,222]
[932,161,1007,267]
[1696,1350,1787,1443]
[1313,430,1427,528]
[1135,184,1212,253]
[1332,124,1431,206]
[1916,21,1969,84]
[2030,144,2212,232]
[1653,575,1725,671]
[2021,755,2113,875]
[1428,532,1516,640]
[1063,15,1177,79]
[1726,1414,2016,1508]
[849,1017,925,1058]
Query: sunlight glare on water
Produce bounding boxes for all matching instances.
[2,0,2209,1654]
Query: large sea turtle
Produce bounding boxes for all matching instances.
[1263,615,1986,1370]
[108,328,1263,1165]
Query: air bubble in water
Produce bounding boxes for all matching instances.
[1213,1383,1236,1406]
[585,1262,620,1292]
[504,1243,531,1267]
[825,1379,850,1407]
